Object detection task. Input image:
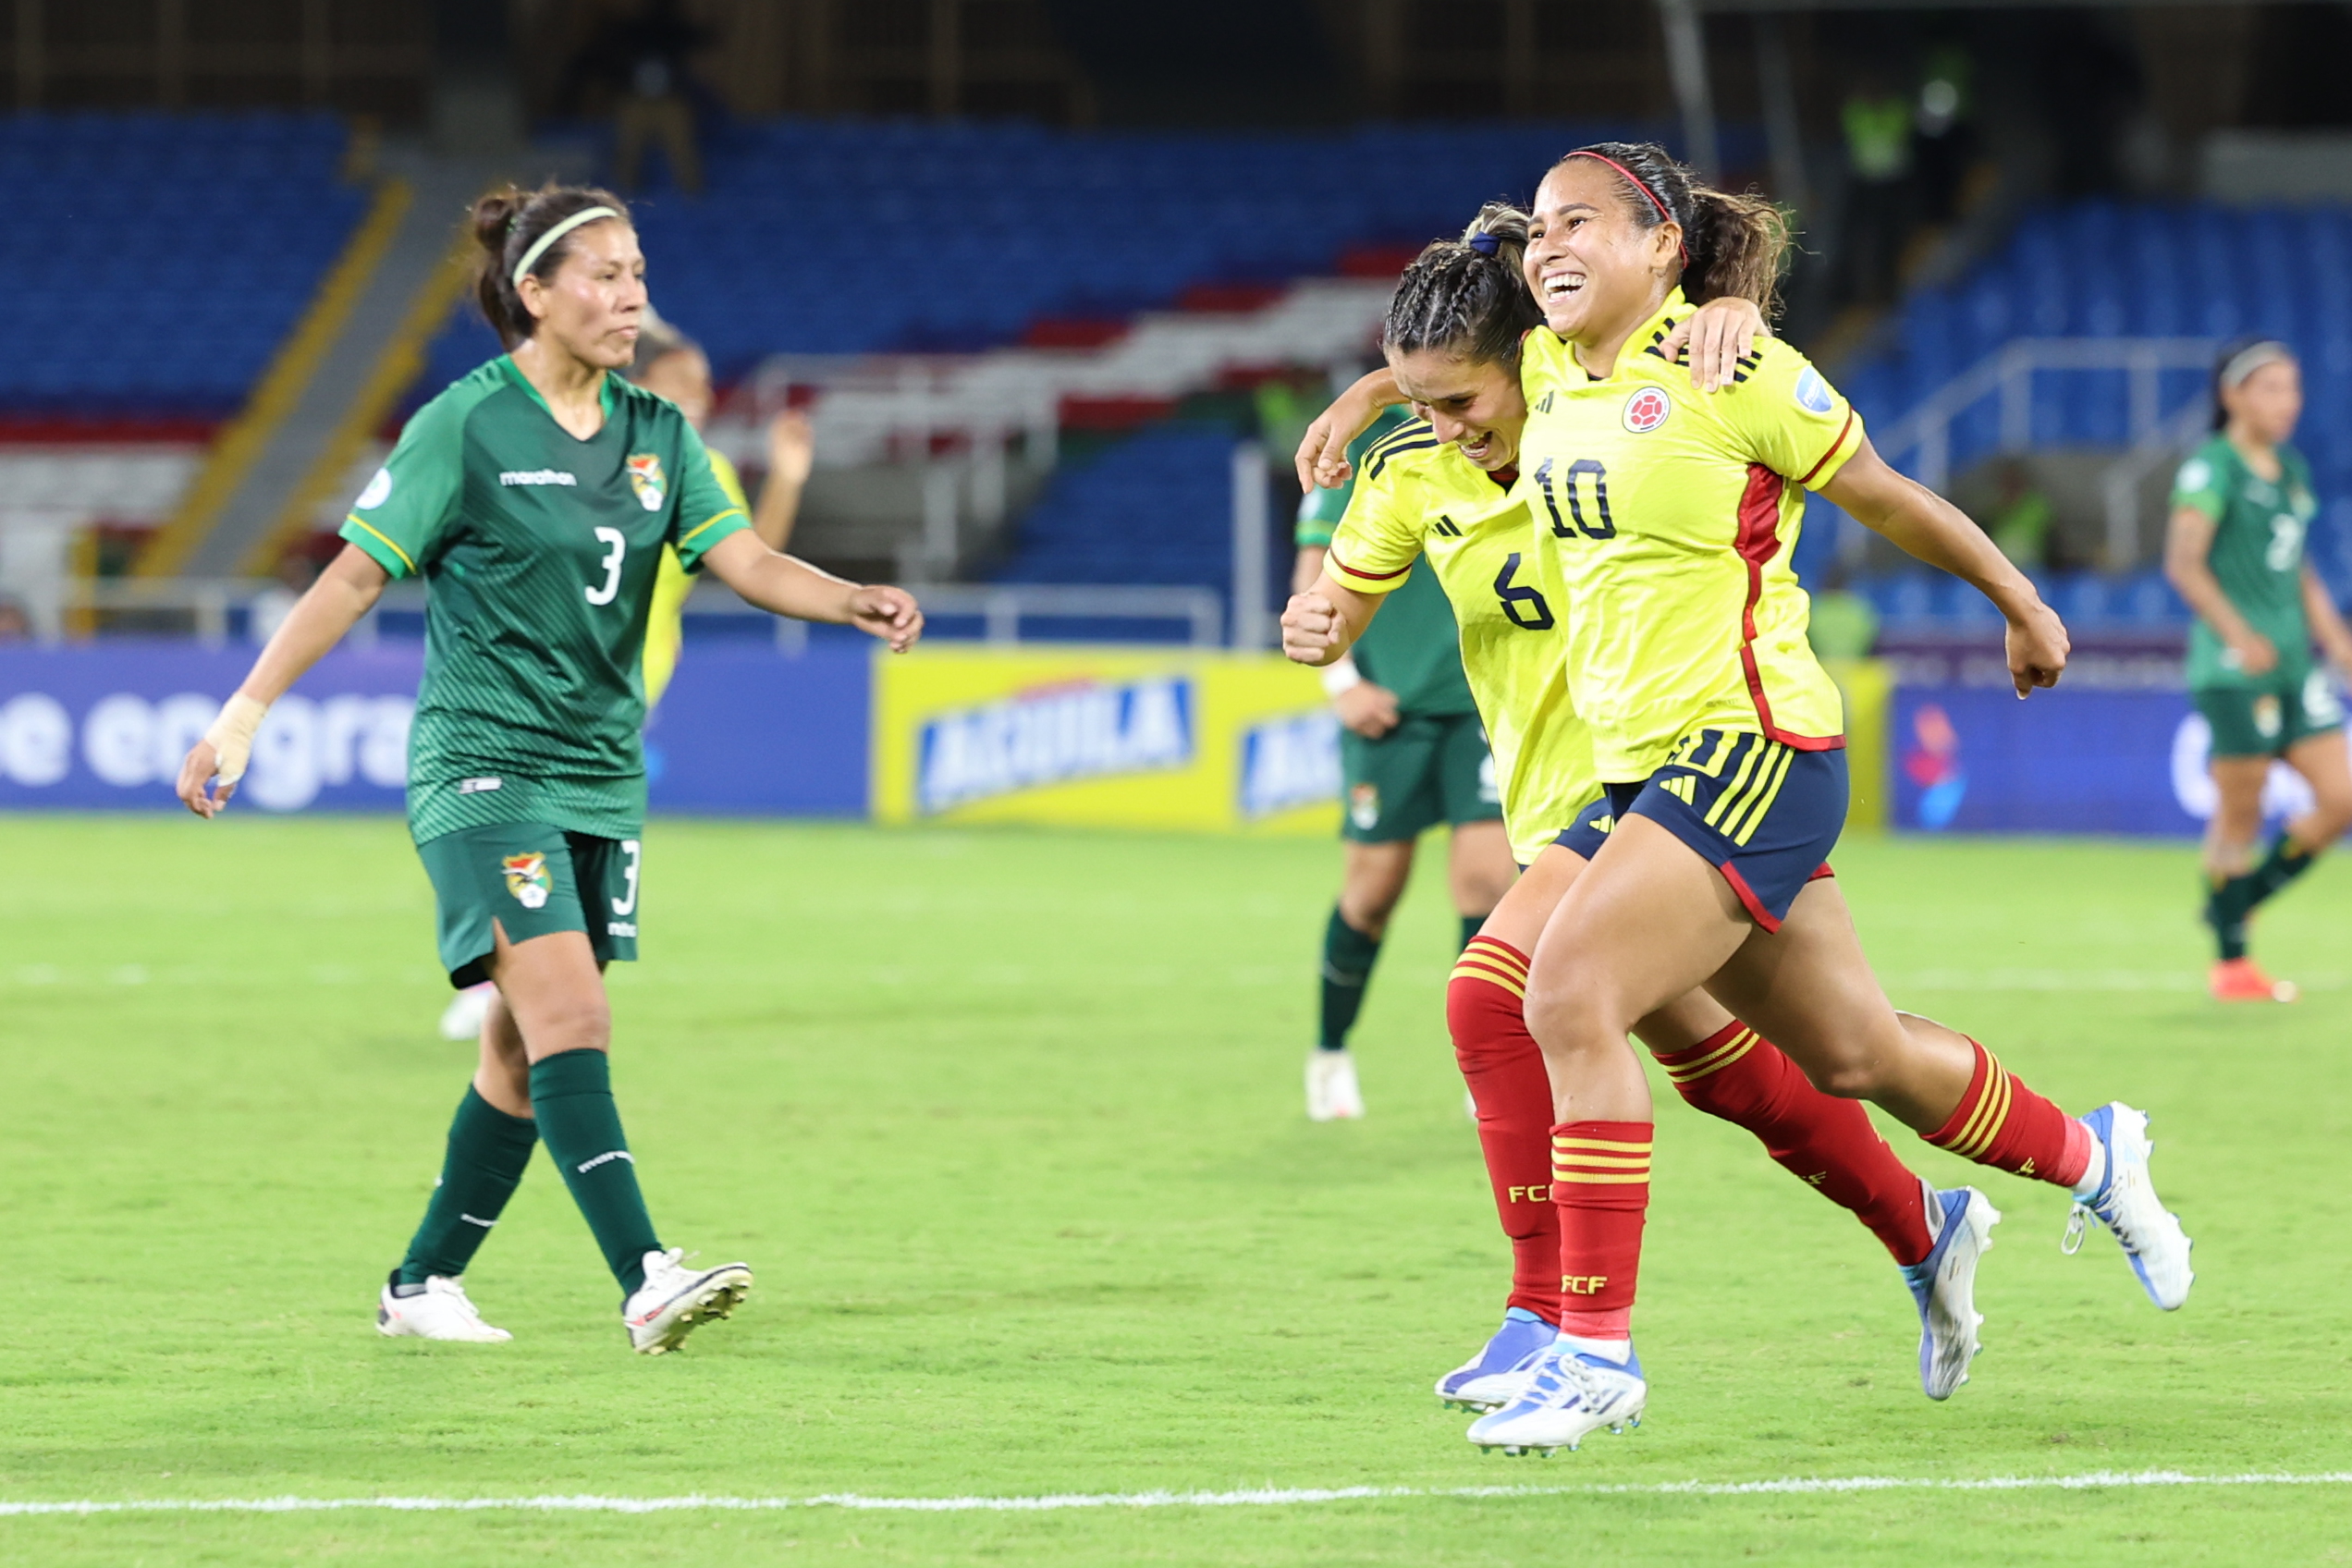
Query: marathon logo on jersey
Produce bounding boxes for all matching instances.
[626,454,667,511]
[499,469,578,486]
[916,676,1194,814]
[1237,709,1340,818]
[1622,386,1672,434]
[501,851,553,910]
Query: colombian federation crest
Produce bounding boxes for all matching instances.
[502,852,552,910]
[625,453,666,511]
[1622,386,1672,433]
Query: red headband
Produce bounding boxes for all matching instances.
[1565,150,1690,269]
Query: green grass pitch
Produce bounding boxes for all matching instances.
[5,815,2350,1565]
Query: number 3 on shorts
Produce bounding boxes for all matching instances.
[585,527,626,605]
[613,839,641,916]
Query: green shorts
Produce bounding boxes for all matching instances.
[1340,711,1502,843]
[2193,668,2345,758]
[415,823,643,987]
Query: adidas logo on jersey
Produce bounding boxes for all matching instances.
[499,470,578,486]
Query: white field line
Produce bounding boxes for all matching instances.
[6,1471,2350,1518]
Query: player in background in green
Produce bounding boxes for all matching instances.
[176,183,923,1352]
[2164,337,2352,1002]
[1292,400,1514,1120]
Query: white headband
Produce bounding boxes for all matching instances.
[512,205,621,288]
[2220,339,2292,390]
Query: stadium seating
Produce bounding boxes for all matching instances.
[988,427,1238,596]
[0,112,365,428]
[417,117,1665,398]
[1841,200,2352,617]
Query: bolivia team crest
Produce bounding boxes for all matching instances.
[1349,783,1381,831]
[502,852,552,910]
[626,453,666,511]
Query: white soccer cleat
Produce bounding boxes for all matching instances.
[437,983,495,1042]
[2064,1103,2194,1310]
[1899,1184,1998,1400]
[376,1274,510,1342]
[1464,1341,1646,1456]
[1305,1049,1366,1121]
[624,1248,753,1354]
[1436,1307,1557,1412]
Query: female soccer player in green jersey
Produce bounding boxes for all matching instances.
[1299,145,2191,1456]
[434,306,816,1046]
[2162,337,2352,1002]
[176,182,922,1354]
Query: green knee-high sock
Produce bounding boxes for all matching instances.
[2205,872,2255,962]
[1460,913,1485,951]
[395,1086,538,1287]
[530,1048,662,1297]
[1318,907,1383,1051]
[2244,834,2318,910]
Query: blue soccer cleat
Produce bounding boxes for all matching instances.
[1898,1183,1999,1400]
[1435,1306,1557,1412]
[1464,1341,1646,1456]
[2064,1103,2193,1310]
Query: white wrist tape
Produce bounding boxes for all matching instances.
[1319,656,1363,697]
[202,693,268,787]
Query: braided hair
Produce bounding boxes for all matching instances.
[1557,141,1788,316]
[1382,202,1543,369]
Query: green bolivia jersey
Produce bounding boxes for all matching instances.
[2173,434,2321,690]
[1295,407,1478,718]
[339,356,750,842]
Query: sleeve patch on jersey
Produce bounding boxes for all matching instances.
[354,467,392,509]
[2176,458,2211,492]
[1794,366,1836,415]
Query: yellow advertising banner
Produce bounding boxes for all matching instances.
[1822,655,1893,833]
[871,644,1344,833]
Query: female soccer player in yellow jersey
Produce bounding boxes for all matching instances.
[1297,145,2192,1456]
[1286,204,1996,1416]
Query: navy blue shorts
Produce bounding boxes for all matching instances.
[1551,794,1620,863]
[1599,730,1846,932]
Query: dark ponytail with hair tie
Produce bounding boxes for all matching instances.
[468,182,632,349]
[1558,141,1788,316]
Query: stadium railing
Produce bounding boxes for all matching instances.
[1865,336,2218,567]
[57,577,1229,650]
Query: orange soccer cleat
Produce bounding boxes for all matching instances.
[2210,958,2298,1003]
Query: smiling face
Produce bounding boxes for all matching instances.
[1523,158,1683,347]
[518,218,647,372]
[2223,357,2302,447]
[1386,348,1527,472]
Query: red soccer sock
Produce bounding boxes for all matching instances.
[1652,1022,1933,1267]
[1923,1039,2091,1189]
[1550,1119,1650,1338]
[1448,937,1561,1324]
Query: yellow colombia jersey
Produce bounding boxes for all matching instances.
[641,445,751,707]
[1326,419,1596,865]
[1516,289,1865,780]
